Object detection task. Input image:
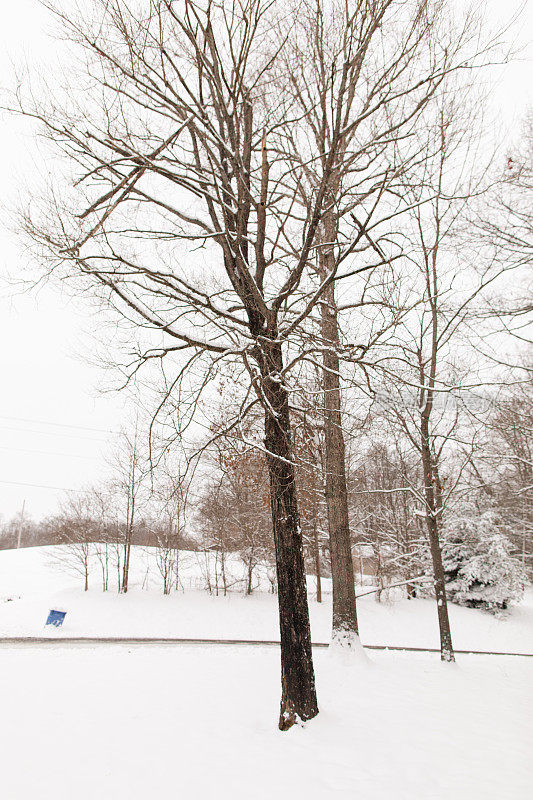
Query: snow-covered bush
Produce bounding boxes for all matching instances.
[442,508,527,613]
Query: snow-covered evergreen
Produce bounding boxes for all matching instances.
[442,506,527,613]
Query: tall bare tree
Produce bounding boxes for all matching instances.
[277,0,491,646]
[15,0,353,727]
[369,92,505,660]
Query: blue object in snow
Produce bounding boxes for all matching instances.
[45,609,67,627]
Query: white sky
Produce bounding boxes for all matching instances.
[0,0,532,522]
[0,2,130,522]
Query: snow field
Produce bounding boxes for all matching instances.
[0,644,530,800]
[1,546,532,653]
[0,545,531,799]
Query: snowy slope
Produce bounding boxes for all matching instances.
[0,545,532,653]
[0,545,531,799]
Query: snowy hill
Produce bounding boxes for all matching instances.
[1,544,532,653]
[1,545,531,800]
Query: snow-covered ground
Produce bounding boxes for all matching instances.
[0,644,531,799]
[1,545,532,653]
[0,545,531,799]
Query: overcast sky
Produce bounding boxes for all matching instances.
[1,0,532,523]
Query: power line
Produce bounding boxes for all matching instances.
[0,424,110,443]
[0,414,120,435]
[0,445,101,460]
[0,479,81,492]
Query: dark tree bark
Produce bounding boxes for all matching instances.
[420,415,455,662]
[246,553,254,595]
[260,340,318,729]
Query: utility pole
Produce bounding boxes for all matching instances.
[16,499,26,549]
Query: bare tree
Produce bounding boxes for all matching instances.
[368,92,505,660]
[151,472,188,594]
[110,424,149,593]
[90,486,113,591]
[275,0,494,646]
[17,0,338,727]
[348,439,426,598]
[48,493,96,591]
[196,476,233,595]
[196,415,275,594]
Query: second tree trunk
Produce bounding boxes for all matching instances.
[320,235,358,643]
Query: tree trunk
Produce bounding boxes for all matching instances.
[122,505,133,594]
[214,550,220,596]
[420,417,455,662]
[122,439,137,594]
[425,512,454,661]
[221,549,227,596]
[246,554,254,595]
[375,549,383,603]
[312,516,322,603]
[319,226,358,643]
[122,531,132,593]
[204,550,212,595]
[259,339,318,730]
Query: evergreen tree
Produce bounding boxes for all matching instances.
[442,508,527,613]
